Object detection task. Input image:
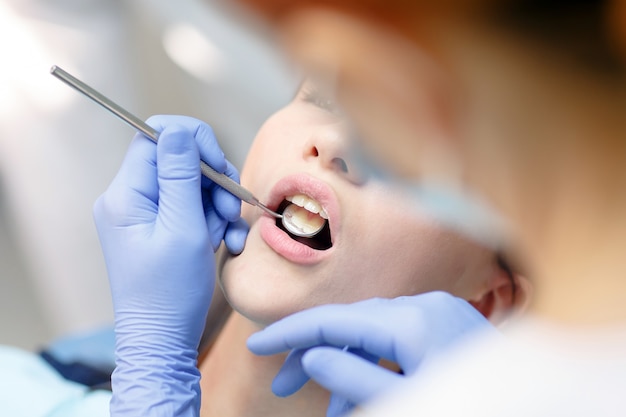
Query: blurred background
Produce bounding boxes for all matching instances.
[0,0,296,350]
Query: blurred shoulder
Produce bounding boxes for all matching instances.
[0,345,110,417]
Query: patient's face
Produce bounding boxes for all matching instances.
[219,80,496,325]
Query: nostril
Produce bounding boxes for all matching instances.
[332,157,349,173]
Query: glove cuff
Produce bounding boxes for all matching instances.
[110,348,201,417]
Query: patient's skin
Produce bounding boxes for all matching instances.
[198,80,525,417]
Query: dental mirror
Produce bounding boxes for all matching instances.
[281,203,327,238]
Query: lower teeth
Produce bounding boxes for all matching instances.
[281,204,326,237]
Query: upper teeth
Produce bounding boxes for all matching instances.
[286,194,329,219]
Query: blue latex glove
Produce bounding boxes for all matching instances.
[94,115,248,417]
[247,292,497,417]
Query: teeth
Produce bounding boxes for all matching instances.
[285,193,328,219]
[304,200,321,213]
[293,195,306,206]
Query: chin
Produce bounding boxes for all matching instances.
[232,299,296,327]
[221,277,307,327]
[218,247,311,327]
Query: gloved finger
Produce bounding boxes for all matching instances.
[192,120,227,174]
[146,115,227,173]
[346,347,379,366]
[302,346,402,405]
[206,206,228,252]
[248,294,491,369]
[105,134,160,206]
[326,394,355,417]
[149,115,240,223]
[271,347,377,399]
[247,301,400,355]
[201,186,240,243]
[210,160,242,222]
[155,125,206,233]
[248,304,348,354]
[224,218,249,255]
[271,348,310,397]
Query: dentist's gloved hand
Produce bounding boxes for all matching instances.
[247,292,497,417]
[94,115,248,417]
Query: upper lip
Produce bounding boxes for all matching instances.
[265,173,340,245]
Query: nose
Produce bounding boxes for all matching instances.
[303,125,365,184]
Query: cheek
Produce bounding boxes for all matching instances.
[343,198,475,298]
[240,137,272,189]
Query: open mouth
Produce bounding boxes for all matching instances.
[276,195,333,250]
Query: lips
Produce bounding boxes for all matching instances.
[259,173,339,264]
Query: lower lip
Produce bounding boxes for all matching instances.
[259,216,332,265]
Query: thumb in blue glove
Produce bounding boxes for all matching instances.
[247,292,498,417]
[94,115,248,417]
